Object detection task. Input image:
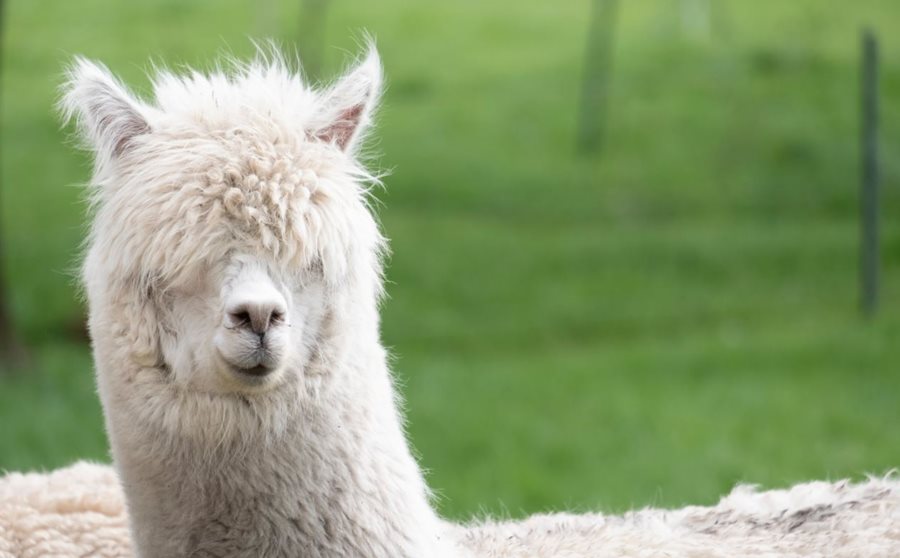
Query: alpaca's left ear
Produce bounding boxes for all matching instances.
[313,46,383,153]
[60,57,150,162]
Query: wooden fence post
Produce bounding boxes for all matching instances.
[577,0,619,155]
[860,28,880,318]
[0,0,27,369]
[298,0,331,82]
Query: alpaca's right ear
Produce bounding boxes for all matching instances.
[60,58,150,160]
[312,46,383,154]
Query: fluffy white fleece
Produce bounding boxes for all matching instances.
[1,463,898,557]
[0,462,129,558]
[458,475,900,557]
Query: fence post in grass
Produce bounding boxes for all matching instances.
[679,0,710,40]
[577,0,619,155]
[0,0,27,369]
[256,0,279,37]
[860,28,880,318]
[298,0,331,83]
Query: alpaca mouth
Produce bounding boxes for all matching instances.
[231,364,274,378]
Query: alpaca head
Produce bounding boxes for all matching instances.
[62,47,386,398]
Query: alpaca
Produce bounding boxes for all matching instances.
[458,477,900,556]
[2,463,899,558]
[60,45,463,558]
[0,46,898,557]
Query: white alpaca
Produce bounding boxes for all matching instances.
[1,46,899,558]
[59,46,457,558]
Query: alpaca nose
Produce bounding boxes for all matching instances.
[227,300,286,336]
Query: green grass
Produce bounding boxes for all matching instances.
[2,0,899,519]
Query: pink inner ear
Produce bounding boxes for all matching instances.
[317,104,365,151]
[107,112,150,157]
[85,83,150,158]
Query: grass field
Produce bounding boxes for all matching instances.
[1,0,899,519]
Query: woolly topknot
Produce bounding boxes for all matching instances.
[62,45,387,297]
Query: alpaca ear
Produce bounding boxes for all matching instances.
[60,57,150,160]
[313,46,383,153]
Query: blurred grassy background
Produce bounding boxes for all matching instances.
[1,0,899,518]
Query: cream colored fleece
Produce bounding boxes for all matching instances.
[3,462,899,558]
[0,462,131,558]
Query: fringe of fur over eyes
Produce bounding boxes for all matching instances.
[1,462,898,558]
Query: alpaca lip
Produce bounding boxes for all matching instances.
[232,364,273,377]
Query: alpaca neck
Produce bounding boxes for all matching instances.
[100,294,463,558]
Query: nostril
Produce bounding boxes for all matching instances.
[230,309,252,328]
[227,303,286,335]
